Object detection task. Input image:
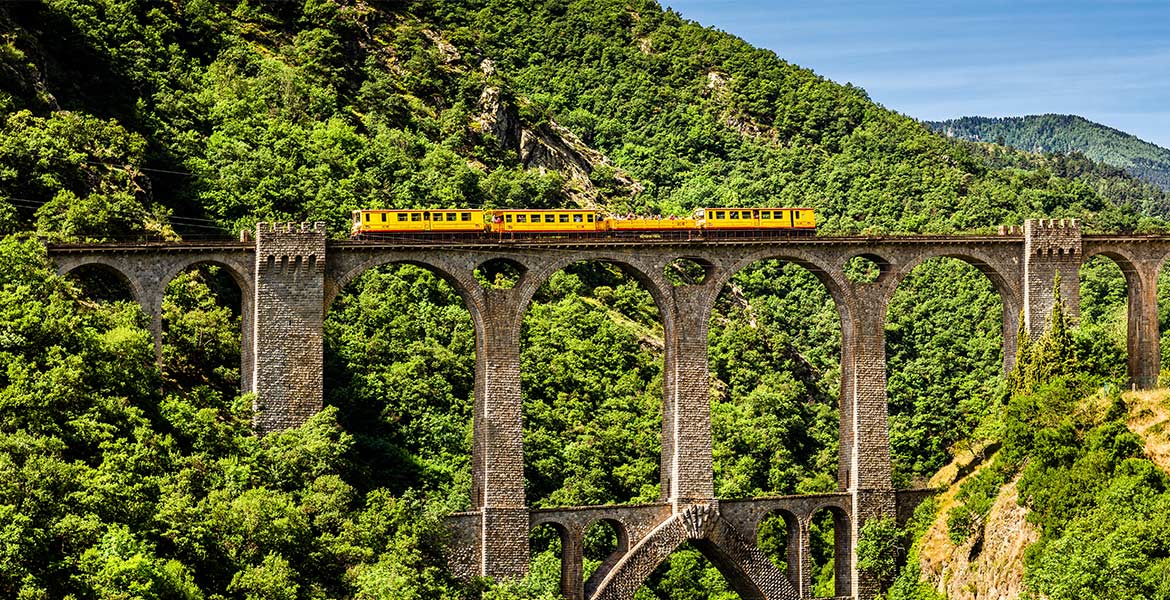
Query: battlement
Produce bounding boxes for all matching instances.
[1024,218,1081,258]
[256,221,328,235]
[998,225,1023,235]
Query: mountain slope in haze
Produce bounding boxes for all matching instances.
[928,114,1170,192]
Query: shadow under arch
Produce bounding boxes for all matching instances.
[63,260,146,307]
[64,261,141,304]
[591,510,799,600]
[756,508,802,590]
[529,520,572,599]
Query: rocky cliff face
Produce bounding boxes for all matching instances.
[474,59,643,206]
[917,473,1037,600]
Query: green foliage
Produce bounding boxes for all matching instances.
[928,114,1170,197]
[856,517,903,591]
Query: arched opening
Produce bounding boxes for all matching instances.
[1159,264,1170,377]
[160,263,244,400]
[844,254,885,284]
[65,263,137,304]
[583,519,627,587]
[637,542,746,599]
[475,257,525,289]
[809,507,851,597]
[1078,255,1130,380]
[521,261,664,507]
[664,257,710,286]
[323,263,476,504]
[885,257,1005,487]
[757,510,801,588]
[528,522,568,598]
[708,259,843,497]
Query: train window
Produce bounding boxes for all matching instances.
[364,213,370,222]
[545,215,555,223]
[505,214,513,223]
[517,215,527,223]
[445,212,455,221]
[397,213,408,222]
[715,211,725,219]
[559,214,569,223]
[729,211,739,219]
[461,212,471,221]
[794,211,801,219]
[587,214,594,222]
[531,214,540,221]
[409,213,419,222]
[573,214,583,222]
[761,211,771,219]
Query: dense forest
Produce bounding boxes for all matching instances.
[928,115,1170,196]
[0,0,1168,598]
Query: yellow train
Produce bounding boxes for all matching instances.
[350,207,815,240]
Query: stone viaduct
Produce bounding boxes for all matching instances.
[45,219,1170,599]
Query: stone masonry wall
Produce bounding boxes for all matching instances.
[252,222,327,434]
[1023,219,1082,338]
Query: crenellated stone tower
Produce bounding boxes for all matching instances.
[1023,218,1081,338]
[252,222,327,434]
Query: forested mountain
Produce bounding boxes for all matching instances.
[928,114,1170,194]
[1,1,1168,599]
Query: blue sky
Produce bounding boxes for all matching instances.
[664,0,1170,148]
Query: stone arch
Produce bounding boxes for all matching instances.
[157,258,254,394]
[590,508,798,600]
[704,249,855,491]
[755,508,802,590]
[1082,247,1148,385]
[530,520,576,600]
[889,248,1023,375]
[517,251,676,338]
[60,259,147,308]
[516,251,674,503]
[806,504,852,598]
[582,517,630,595]
[322,252,484,339]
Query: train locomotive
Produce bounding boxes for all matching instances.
[350,207,815,240]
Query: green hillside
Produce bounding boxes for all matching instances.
[0,1,1166,599]
[928,114,1170,193]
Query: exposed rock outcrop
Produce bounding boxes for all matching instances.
[474,60,643,205]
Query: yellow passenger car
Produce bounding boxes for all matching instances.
[698,207,816,232]
[490,209,603,233]
[351,209,488,237]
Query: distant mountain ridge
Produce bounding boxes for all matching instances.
[927,114,1170,192]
